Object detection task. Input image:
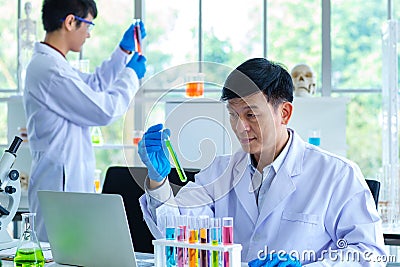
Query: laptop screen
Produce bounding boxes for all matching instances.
[38,191,144,267]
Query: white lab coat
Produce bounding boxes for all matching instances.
[24,42,139,241]
[140,129,386,266]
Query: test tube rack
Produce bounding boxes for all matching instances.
[152,239,242,267]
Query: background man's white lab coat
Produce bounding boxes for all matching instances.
[24,42,139,241]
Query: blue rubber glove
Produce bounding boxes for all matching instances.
[119,20,147,52]
[138,124,171,182]
[248,253,301,267]
[126,52,146,79]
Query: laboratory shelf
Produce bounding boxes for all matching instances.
[0,143,137,150]
[92,144,137,150]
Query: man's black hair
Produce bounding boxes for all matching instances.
[221,58,294,108]
[42,0,98,32]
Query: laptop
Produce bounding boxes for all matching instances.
[38,190,154,267]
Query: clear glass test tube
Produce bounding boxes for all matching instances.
[188,216,199,267]
[134,19,142,55]
[177,215,188,267]
[165,215,176,267]
[222,217,233,267]
[210,218,221,267]
[199,215,210,267]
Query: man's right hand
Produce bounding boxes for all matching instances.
[119,21,147,53]
[138,124,171,182]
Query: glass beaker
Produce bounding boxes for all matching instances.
[91,127,104,145]
[308,129,321,146]
[71,59,90,73]
[132,130,144,146]
[14,213,45,267]
[185,73,205,98]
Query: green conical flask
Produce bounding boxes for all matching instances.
[14,213,45,267]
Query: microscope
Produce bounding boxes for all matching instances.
[0,136,23,249]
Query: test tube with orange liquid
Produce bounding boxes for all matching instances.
[188,216,199,267]
[134,19,142,55]
[94,169,102,193]
[186,73,205,98]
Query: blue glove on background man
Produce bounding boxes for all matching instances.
[248,253,301,267]
[120,20,147,52]
[126,52,146,79]
[138,124,171,182]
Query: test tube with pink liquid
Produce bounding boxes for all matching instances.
[222,217,233,267]
[177,215,188,267]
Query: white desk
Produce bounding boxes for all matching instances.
[1,251,156,266]
[1,261,69,266]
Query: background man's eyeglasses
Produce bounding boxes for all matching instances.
[61,15,95,33]
[73,16,95,33]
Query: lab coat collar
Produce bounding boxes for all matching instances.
[35,42,68,62]
[232,129,306,226]
[233,153,258,226]
[284,128,305,177]
[248,130,293,178]
[256,165,296,226]
[255,128,306,225]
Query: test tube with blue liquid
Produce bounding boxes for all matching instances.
[165,215,176,267]
[199,215,210,267]
[222,217,233,267]
[177,215,188,267]
[188,216,199,267]
[211,218,221,267]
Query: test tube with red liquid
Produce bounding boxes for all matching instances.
[222,217,233,267]
[177,215,188,267]
[134,19,142,55]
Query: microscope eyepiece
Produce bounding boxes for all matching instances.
[6,136,23,155]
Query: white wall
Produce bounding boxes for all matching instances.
[165,97,348,169]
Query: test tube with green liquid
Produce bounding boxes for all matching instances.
[165,138,188,182]
[211,218,221,267]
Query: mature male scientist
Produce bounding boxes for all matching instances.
[138,58,386,266]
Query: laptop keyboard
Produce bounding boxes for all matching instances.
[135,252,154,267]
[137,261,154,267]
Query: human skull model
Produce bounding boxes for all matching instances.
[24,2,32,18]
[290,64,316,97]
